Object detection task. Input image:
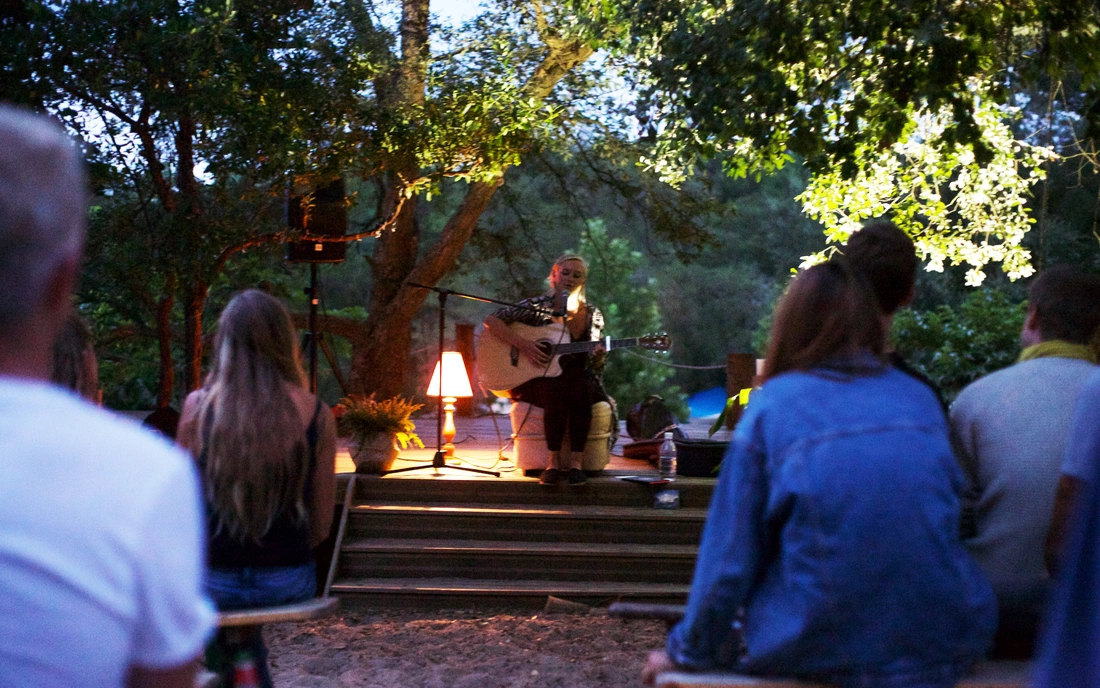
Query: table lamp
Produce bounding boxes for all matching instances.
[426,351,473,458]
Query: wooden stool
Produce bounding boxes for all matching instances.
[654,662,1030,688]
[607,605,1030,688]
[204,596,339,687]
[510,400,612,472]
[218,596,338,627]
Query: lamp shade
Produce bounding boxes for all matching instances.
[426,351,473,398]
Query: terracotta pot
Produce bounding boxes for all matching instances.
[349,433,399,474]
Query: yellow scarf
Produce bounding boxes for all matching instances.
[1018,340,1098,364]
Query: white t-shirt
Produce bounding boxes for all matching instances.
[0,378,216,687]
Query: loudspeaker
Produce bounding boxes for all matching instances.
[286,178,348,263]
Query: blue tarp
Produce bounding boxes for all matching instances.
[687,386,728,419]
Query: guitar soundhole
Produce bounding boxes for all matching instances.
[536,342,553,357]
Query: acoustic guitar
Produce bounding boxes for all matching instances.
[477,322,671,396]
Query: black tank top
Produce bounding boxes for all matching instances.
[200,399,321,569]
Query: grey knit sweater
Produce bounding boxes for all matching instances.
[951,356,1098,608]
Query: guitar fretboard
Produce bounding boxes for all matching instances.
[549,338,639,355]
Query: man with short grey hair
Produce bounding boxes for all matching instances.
[0,105,215,687]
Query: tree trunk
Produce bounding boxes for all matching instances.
[343,1,594,397]
[183,284,207,392]
[370,183,420,309]
[349,310,414,398]
[155,289,175,407]
[356,179,504,397]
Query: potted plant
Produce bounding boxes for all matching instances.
[338,394,424,474]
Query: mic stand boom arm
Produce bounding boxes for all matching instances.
[405,282,566,317]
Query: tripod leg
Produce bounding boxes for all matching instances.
[440,464,501,477]
[381,461,500,478]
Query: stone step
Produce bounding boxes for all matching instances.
[344,503,708,544]
[330,576,692,609]
[337,538,698,583]
[341,473,716,509]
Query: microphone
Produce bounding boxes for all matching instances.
[553,289,568,317]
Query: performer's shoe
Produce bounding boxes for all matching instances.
[539,468,563,485]
[567,468,587,486]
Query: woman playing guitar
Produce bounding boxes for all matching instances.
[483,254,610,486]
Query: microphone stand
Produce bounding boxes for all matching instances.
[382,283,559,477]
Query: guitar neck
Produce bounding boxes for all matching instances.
[551,337,638,356]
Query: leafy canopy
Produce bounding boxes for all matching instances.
[610,0,1099,178]
[595,0,1100,282]
[800,95,1056,286]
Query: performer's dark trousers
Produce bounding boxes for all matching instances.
[512,371,600,453]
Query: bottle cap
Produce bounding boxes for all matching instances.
[664,431,673,439]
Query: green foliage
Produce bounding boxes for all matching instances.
[338,394,424,450]
[578,221,688,419]
[891,289,1027,402]
[614,0,1100,178]
[460,149,822,401]
[1023,158,1100,274]
[84,302,165,410]
[607,0,1100,285]
[6,0,387,398]
[800,96,1055,286]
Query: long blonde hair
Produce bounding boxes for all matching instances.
[190,290,310,542]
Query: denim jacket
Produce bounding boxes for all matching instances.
[668,360,996,688]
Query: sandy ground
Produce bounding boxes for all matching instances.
[263,414,704,686]
[266,607,666,688]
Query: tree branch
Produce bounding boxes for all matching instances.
[386,12,597,317]
[210,190,409,278]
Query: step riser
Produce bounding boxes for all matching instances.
[331,474,714,604]
[338,554,696,583]
[346,478,715,509]
[332,590,689,610]
[345,514,704,545]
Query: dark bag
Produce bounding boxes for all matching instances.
[625,395,685,440]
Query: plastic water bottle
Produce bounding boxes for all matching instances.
[659,431,677,480]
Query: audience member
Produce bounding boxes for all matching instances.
[0,105,214,686]
[844,219,948,411]
[950,265,1100,657]
[643,258,995,688]
[51,309,99,402]
[1034,369,1100,688]
[143,405,181,440]
[177,289,336,688]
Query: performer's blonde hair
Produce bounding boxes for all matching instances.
[549,254,589,306]
[188,289,310,542]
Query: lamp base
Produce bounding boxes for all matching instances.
[442,397,458,459]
